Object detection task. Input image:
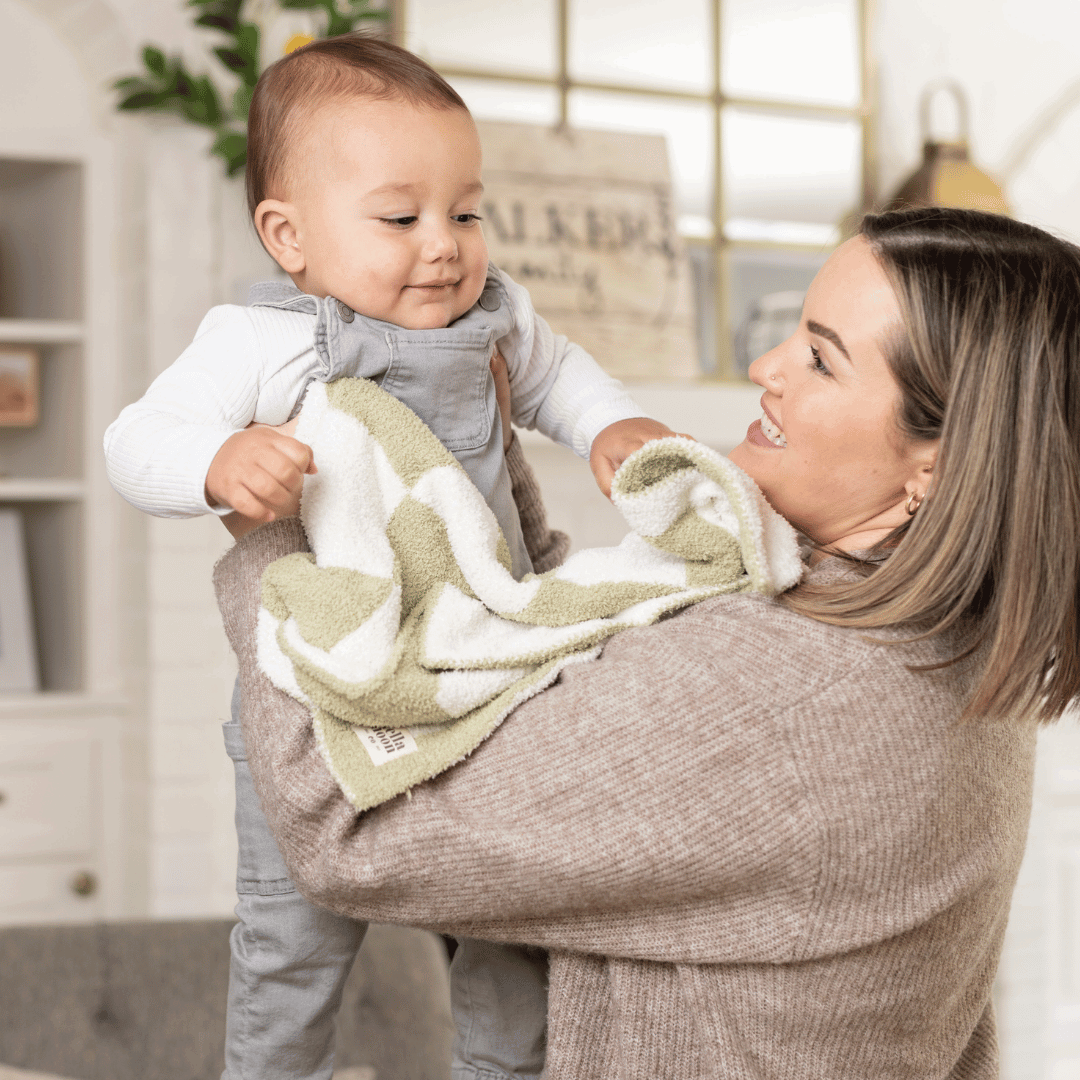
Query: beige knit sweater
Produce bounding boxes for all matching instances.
[213,439,1037,1080]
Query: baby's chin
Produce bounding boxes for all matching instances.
[397,290,486,330]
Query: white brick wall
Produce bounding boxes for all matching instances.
[147,515,237,918]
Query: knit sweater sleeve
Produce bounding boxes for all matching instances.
[213,516,1034,967]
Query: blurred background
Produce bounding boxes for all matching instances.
[0,2,1078,1077]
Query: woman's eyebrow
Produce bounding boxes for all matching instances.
[806,319,851,361]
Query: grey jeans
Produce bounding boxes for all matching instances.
[222,687,547,1080]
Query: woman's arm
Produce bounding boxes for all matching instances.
[214,514,821,965]
[214,447,1027,968]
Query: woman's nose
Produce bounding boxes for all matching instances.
[747,347,784,391]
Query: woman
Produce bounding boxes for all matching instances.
[213,208,1080,1078]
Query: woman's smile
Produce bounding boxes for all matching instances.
[746,403,787,449]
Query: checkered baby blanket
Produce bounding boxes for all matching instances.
[257,378,803,811]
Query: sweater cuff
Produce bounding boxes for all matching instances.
[505,433,570,573]
[213,517,310,654]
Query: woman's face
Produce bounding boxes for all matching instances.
[729,236,935,549]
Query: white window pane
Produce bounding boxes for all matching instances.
[723,110,860,245]
[406,0,556,77]
[569,0,711,93]
[448,77,560,126]
[729,248,827,375]
[569,91,714,221]
[722,0,860,108]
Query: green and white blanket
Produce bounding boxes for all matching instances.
[258,378,803,810]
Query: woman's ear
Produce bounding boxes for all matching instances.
[254,199,305,275]
[905,440,939,502]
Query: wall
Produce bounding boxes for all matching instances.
[875,0,1080,241]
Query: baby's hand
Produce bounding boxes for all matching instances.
[589,417,692,498]
[490,348,512,452]
[207,420,316,533]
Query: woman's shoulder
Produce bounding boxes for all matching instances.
[592,559,1016,754]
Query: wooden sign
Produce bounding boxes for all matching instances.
[477,120,699,381]
[0,346,39,426]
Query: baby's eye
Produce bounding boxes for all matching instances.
[452,213,482,225]
[381,216,417,227]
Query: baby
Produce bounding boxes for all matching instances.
[105,34,677,1080]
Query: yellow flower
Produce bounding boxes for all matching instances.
[284,32,315,55]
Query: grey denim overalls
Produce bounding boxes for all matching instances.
[248,271,533,579]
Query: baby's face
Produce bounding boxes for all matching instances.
[283,98,488,329]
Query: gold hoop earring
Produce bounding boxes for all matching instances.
[905,491,923,516]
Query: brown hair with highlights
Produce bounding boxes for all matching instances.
[246,33,468,218]
[784,208,1080,723]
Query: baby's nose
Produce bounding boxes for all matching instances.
[422,223,458,260]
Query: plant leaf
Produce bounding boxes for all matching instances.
[233,81,254,120]
[143,45,167,77]
[193,14,236,32]
[214,47,248,73]
[117,90,166,111]
[212,130,247,176]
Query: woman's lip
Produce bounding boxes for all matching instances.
[745,419,784,449]
[761,399,783,432]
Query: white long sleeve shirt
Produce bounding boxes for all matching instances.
[104,268,644,518]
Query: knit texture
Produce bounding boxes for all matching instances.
[257,378,802,811]
[214,445,1037,1080]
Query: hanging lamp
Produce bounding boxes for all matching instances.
[885,81,1009,214]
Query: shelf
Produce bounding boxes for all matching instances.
[0,691,124,721]
[0,478,84,501]
[0,319,83,344]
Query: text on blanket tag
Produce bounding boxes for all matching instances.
[355,726,419,766]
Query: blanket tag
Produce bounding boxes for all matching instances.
[355,726,418,766]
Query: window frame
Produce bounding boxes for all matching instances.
[394,0,875,381]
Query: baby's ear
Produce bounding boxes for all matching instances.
[254,200,305,274]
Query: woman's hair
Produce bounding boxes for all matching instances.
[246,34,468,218]
[785,207,1080,723]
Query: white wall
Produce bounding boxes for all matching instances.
[875,0,1080,242]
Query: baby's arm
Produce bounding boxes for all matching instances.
[104,305,315,520]
[493,270,687,496]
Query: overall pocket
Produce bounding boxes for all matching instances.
[380,329,496,452]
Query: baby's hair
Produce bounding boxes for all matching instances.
[246,33,469,217]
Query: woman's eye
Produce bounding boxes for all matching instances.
[809,345,831,376]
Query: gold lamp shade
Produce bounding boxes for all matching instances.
[885,81,1009,215]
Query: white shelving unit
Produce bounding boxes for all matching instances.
[0,136,135,924]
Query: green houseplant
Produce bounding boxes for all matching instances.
[114,0,389,176]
